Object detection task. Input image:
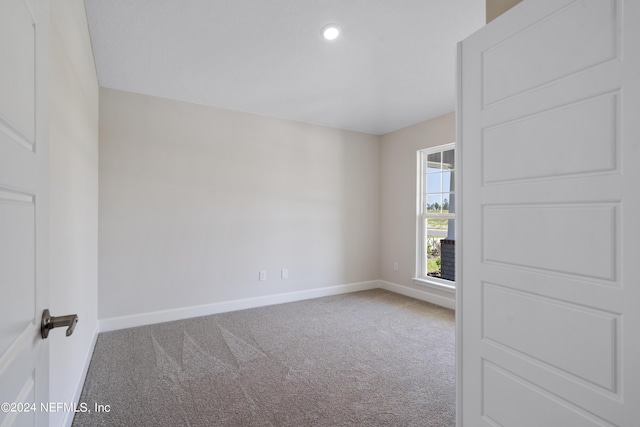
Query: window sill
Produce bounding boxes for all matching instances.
[412,277,456,294]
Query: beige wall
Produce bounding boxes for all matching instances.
[49,0,99,425]
[380,112,456,306]
[98,88,381,319]
[486,0,524,23]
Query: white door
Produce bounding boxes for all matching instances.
[0,0,50,426]
[458,0,640,426]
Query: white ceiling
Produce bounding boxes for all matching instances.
[84,0,485,135]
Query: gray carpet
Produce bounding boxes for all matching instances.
[73,289,455,426]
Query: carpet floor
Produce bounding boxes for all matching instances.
[73,289,455,426]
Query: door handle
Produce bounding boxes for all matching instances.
[41,309,78,339]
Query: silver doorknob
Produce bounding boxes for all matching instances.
[41,309,78,339]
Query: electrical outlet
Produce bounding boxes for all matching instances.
[393,262,399,271]
[281,269,288,279]
[259,271,267,281]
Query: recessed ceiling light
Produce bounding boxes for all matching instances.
[322,24,341,41]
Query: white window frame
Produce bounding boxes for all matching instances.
[414,143,456,293]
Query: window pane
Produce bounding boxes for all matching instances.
[426,217,455,281]
[445,193,455,214]
[426,152,441,173]
[443,149,455,170]
[442,171,454,193]
[427,217,448,231]
[427,152,441,164]
[426,172,442,193]
[426,194,442,212]
[426,219,449,278]
[442,196,451,212]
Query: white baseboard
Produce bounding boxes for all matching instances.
[61,324,99,427]
[99,280,379,332]
[378,280,456,310]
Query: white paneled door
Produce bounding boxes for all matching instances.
[458,0,639,426]
[0,0,50,426]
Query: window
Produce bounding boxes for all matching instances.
[415,143,456,292]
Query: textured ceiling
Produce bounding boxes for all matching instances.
[84,0,485,135]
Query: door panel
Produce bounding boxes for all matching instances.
[0,0,36,148]
[0,0,49,425]
[458,0,639,425]
[482,0,618,106]
[483,362,614,427]
[0,192,35,356]
[483,204,617,280]
[482,93,618,184]
[483,283,617,390]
